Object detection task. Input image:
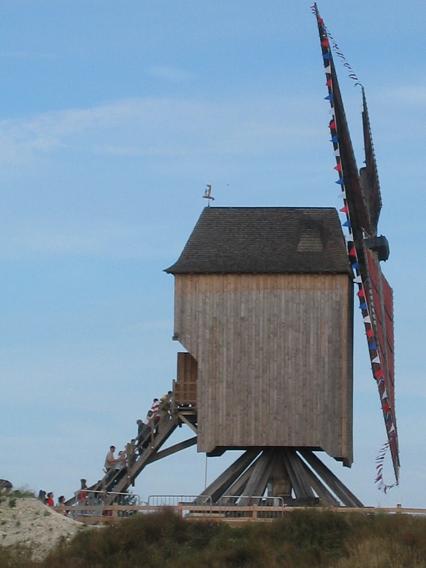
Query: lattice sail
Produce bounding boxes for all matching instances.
[312,3,400,483]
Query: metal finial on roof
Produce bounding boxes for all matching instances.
[203,184,215,206]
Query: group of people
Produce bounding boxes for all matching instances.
[104,393,173,475]
[38,490,66,511]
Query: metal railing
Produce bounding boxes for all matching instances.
[217,495,284,506]
[214,496,285,519]
[69,490,141,518]
[147,494,212,507]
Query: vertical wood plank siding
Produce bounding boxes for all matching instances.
[174,274,353,464]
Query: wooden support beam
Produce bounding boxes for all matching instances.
[220,460,258,503]
[300,450,363,507]
[296,452,340,507]
[240,451,274,502]
[197,449,260,503]
[146,437,197,464]
[177,413,198,434]
[269,454,291,499]
[282,450,304,499]
[287,450,316,499]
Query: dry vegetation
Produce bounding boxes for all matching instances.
[1,509,425,568]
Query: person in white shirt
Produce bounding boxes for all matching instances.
[104,445,119,471]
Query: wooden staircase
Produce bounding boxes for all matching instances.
[66,401,198,505]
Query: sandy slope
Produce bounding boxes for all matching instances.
[0,497,85,560]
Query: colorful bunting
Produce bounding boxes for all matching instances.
[374,442,398,493]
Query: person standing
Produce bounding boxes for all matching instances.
[57,496,67,515]
[77,479,88,504]
[104,445,118,471]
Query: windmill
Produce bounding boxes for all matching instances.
[69,5,399,508]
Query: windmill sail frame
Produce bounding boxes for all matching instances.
[312,3,400,482]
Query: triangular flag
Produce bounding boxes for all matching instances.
[357,289,366,299]
[375,369,384,379]
[329,119,336,130]
[323,52,331,61]
[342,219,351,228]
[334,162,343,173]
[367,328,374,338]
[371,355,380,364]
[335,178,343,185]
[359,302,368,310]
[348,245,357,258]
[368,341,377,350]
[334,148,340,157]
[321,38,330,48]
[339,205,349,213]
[324,64,331,74]
[353,275,362,284]
[363,315,371,324]
[345,233,354,242]
[330,135,339,143]
[381,389,388,400]
[388,424,396,433]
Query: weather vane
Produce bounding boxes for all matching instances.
[203,184,215,206]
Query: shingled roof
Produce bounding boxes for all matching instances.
[165,207,350,274]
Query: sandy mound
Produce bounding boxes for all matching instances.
[0,496,85,560]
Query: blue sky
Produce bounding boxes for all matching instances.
[1,1,425,507]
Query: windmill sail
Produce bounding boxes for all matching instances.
[360,88,383,235]
[312,3,400,483]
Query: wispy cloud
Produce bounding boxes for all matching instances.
[0,219,175,260]
[0,50,55,60]
[146,65,193,82]
[370,85,426,107]
[0,95,325,166]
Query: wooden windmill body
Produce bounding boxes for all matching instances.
[166,207,362,506]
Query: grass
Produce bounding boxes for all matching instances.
[0,510,425,567]
[0,488,35,503]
